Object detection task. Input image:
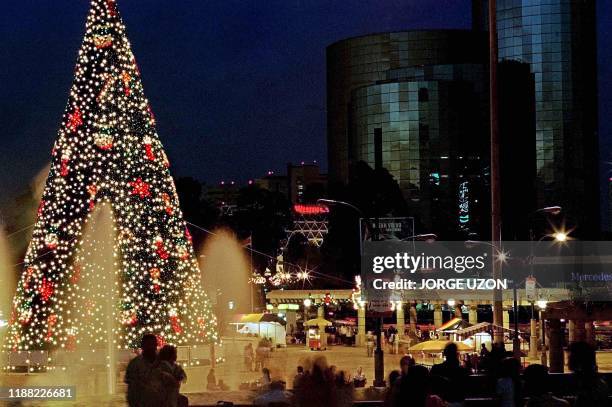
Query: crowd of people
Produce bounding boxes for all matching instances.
[125,335,609,407]
[250,341,609,407]
[243,339,274,372]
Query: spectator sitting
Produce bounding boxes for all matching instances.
[293,366,305,389]
[261,367,272,388]
[400,355,415,376]
[293,356,335,406]
[496,357,521,407]
[392,364,444,407]
[430,342,469,406]
[353,366,366,387]
[568,341,610,407]
[384,370,401,406]
[334,370,355,407]
[253,380,292,406]
[523,364,569,407]
[153,345,187,407]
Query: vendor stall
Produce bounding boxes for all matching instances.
[305,317,332,351]
[230,313,287,346]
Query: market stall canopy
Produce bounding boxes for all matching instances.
[454,322,522,340]
[230,313,287,326]
[436,317,471,332]
[305,317,332,327]
[408,340,472,353]
[333,319,356,326]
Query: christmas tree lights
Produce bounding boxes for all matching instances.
[5,0,217,352]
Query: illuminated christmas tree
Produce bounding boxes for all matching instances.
[6,0,217,352]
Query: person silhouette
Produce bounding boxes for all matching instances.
[125,334,158,407]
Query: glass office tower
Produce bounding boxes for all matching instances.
[327,30,488,185]
[475,0,599,236]
[349,64,490,236]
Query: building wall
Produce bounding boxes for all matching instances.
[327,30,488,186]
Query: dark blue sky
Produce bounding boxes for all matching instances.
[1,0,610,209]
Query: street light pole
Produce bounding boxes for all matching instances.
[319,197,386,387]
[488,0,504,345]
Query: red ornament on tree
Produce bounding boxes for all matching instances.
[39,278,55,303]
[156,335,166,348]
[87,184,98,211]
[122,71,132,96]
[23,267,35,290]
[106,0,118,17]
[143,135,155,161]
[154,236,169,259]
[169,309,182,334]
[161,193,173,215]
[197,317,207,336]
[129,178,151,198]
[185,227,193,243]
[37,200,45,217]
[60,150,71,177]
[67,108,83,132]
[149,267,161,280]
[98,73,116,102]
[46,314,58,341]
[66,334,77,351]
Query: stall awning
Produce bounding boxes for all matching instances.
[305,317,332,327]
[230,313,286,326]
[455,322,524,339]
[436,318,471,332]
[334,319,356,326]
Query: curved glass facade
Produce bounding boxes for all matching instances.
[349,65,489,235]
[327,30,488,184]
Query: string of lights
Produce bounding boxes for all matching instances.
[5,0,218,353]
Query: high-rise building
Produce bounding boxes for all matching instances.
[349,63,491,236]
[327,30,493,237]
[254,163,327,204]
[474,0,600,237]
[499,61,537,240]
[327,30,488,186]
[287,162,327,204]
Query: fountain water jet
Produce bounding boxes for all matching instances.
[0,224,16,345]
[199,228,253,328]
[67,202,119,395]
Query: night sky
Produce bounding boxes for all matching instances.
[1,0,610,212]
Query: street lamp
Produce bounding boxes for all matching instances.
[536,299,548,364]
[401,233,438,242]
[319,198,389,386]
[317,199,364,216]
[536,206,562,216]
[465,240,519,355]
